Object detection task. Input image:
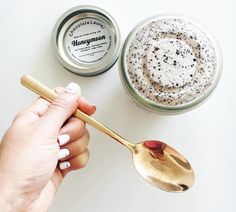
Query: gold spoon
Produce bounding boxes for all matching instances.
[20,74,194,192]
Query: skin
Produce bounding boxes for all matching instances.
[0,86,96,212]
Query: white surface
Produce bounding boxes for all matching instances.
[0,0,235,211]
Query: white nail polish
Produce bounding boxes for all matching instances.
[58,149,70,160]
[59,161,71,170]
[58,134,70,146]
[65,82,81,95]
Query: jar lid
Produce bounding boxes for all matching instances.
[52,5,121,76]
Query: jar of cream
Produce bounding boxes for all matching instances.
[119,15,222,114]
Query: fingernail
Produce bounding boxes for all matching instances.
[58,149,70,160]
[65,82,81,95]
[59,161,71,170]
[92,104,97,111]
[58,134,70,146]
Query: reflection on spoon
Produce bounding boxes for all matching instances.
[132,140,194,192]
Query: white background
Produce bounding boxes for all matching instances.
[0,0,235,211]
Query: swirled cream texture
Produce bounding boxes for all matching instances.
[126,17,218,106]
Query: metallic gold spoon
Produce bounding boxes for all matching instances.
[21,75,194,192]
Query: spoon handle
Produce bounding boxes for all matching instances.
[20,75,133,149]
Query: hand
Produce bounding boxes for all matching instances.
[0,83,96,211]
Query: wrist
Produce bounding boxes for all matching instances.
[0,178,32,211]
[0,190,33,212]
[0,195,13,212]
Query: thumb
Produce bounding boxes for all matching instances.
[40,82,81,131]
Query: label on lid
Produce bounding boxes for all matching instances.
[64,17,112,65]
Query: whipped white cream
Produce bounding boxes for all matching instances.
[126,17,218,106]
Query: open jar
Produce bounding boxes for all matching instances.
[119,14,222,114]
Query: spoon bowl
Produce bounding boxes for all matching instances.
[131,140,194,192]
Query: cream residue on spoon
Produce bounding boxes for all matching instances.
[126,17,218,106]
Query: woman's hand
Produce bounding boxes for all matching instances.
[0,83,96,212]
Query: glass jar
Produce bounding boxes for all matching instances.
[119,14,222,115]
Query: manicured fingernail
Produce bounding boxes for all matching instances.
[58,134,70,146]
[58,149,70,160]
[92,104,97,110]
[59,161,71,170]
[65,82,81,95]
